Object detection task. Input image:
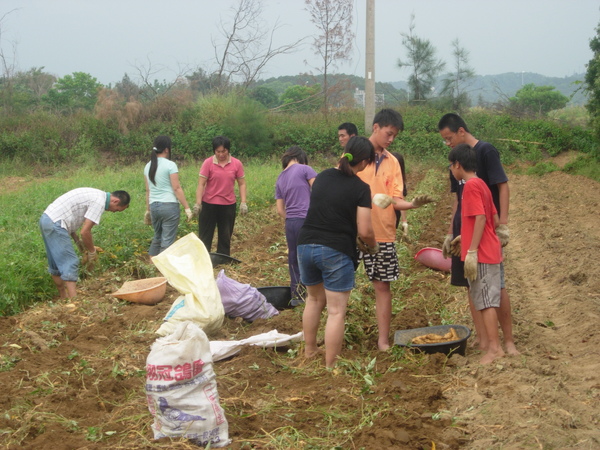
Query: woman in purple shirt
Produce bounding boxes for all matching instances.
[275,146,317,306]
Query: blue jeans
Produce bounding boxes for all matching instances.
[149,202,181,256]
[285,218,305,301]
[39,213,79,281]
[297,244,355,292]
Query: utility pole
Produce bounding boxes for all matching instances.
[364,0,375,133]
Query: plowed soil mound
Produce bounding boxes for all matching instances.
[1,163,599,449]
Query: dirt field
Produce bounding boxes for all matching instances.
[1,161,599,449]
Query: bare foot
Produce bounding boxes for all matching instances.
[378,341,391,351]
[469,337,490,352]
[469,337,480,348]
[304,347,324,359]
[504,342,520,356]
[478,341,490,352]
[480,348,505,365]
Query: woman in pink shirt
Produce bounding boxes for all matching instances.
[193,136,247,256]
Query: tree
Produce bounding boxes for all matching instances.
[43,72,102,112]
[0,9,20,113]
[212,0,303,91]
[397,15,445,103]
[114,73,142,101]
[305,0,354,111]
[249,85,279,108]
[132,58,190,101]
[186,68,218,95]
[0,67,55,113]
[585,19,600,136]
[279,84,322,112]
[509,83,569,116]
[440,39,475,112]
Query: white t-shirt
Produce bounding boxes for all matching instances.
[44,188,106,233]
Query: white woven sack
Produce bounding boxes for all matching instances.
[152,232,224,336]
[146,321,230,447]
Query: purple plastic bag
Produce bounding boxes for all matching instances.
[216,270,279,321]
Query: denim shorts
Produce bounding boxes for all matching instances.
[297,244,355,292]
[39,213,79,281]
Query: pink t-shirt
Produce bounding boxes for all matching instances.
[199,155,245,205]
[461,177,502,264]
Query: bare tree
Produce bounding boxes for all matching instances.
[212,0,304,91]
[305,0,354,111]
[440,39,476,112]
[23,67,55,99]
[132,57,191,100]
[397,14,445,103]
[0,10,20,113]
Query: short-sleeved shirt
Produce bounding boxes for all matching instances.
[199,155,245,205]
[298,168,372,264]
[275,164,317,219]
[461,177,502,264]
[44,188,106,233]
[358,150,404,242]
[144,158,179,203]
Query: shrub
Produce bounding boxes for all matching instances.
[526,161,559,176]
[222,99,271,156]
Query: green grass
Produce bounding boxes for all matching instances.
[0,157,336,314]
[2,142,600,315]
[0,162,192,314]
[563,154,600,181]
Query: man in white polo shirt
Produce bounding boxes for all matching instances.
[39,188,130,298]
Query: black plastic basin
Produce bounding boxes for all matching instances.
[257,286,293,310]
[210,252,242,267]
[393,324,471,357]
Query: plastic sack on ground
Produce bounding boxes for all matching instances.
[146,321,230,447]
[152,233,224,336]
[216,269,279,321]
[210,330,304,362]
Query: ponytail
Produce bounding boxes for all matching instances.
[338,136,375,176]
[148,135,172,185]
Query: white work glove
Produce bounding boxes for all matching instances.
[442,234,453,259]
[82,251,98,271]
[144,210,152,225]
[192,203,202,217]
[401,221,409,237]
[496,224,509,247]
[464,250,478,282]
[411,194,435,208]
[185,208,193,221]
[372,193,394,209]
[240,202,248,215]
[356,236,380,255]
[450,235,462,257]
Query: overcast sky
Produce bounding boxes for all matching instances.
[1,0,598,86]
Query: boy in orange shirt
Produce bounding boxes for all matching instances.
[448,143,504,364]
[358,109,434,350]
